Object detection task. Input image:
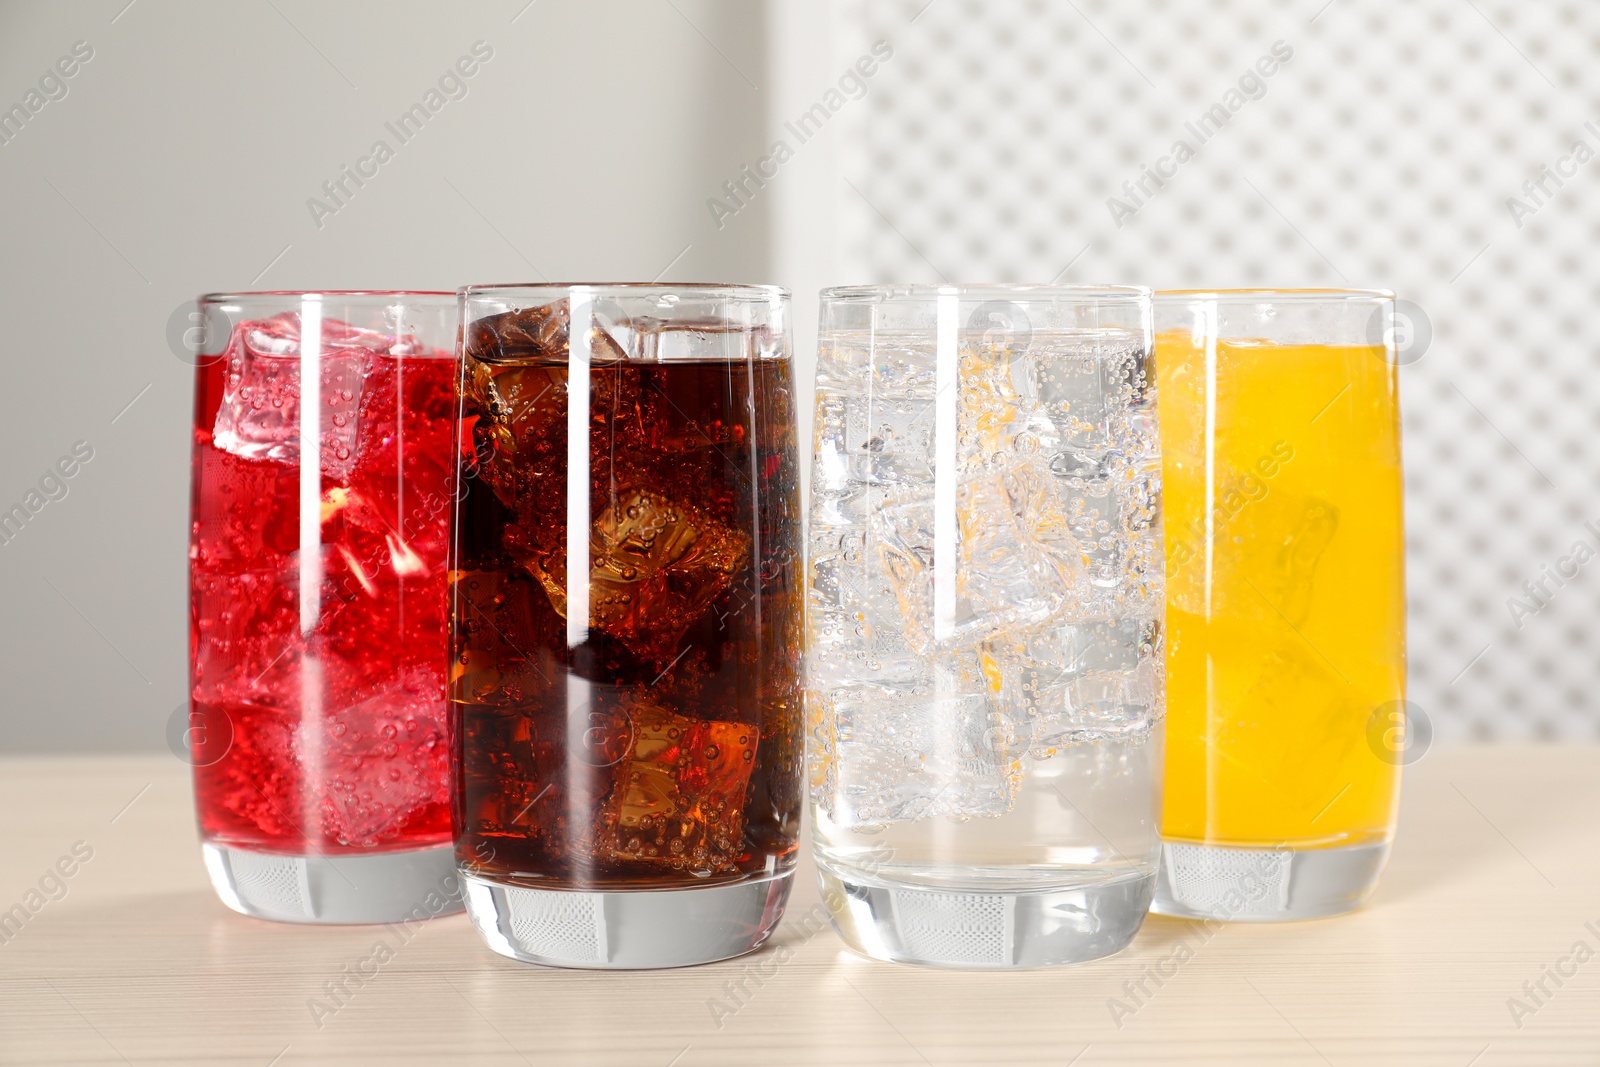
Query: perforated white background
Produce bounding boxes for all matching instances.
[821,0,1600,742]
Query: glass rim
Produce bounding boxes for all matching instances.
[199,290,457,303]
[820,283,1150,303]
[459,282,790,301]
[1155,288,1394,304]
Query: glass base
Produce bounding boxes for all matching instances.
[201,843,463,925]
[815,861,1155,969]
[461,871,793,969]
[1150,839,1391,922]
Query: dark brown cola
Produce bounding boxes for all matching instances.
[452,301,802,890]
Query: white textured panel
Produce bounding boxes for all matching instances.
[891,888,1013,965]
[1165,842,1292,916]
[506,886,607,964]
[228,850,312,919]
[829,0,1600,741]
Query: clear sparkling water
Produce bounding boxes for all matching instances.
[809,328,1164,897]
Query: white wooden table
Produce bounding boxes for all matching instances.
[1,745,1596,1065]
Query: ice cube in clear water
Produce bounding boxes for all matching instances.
[956,343,1024,465]
[815,658,1019,828]
[1039,454,1164,612]
[211,312,384,481]
[1047,446,1117,483]
[816,339,937,398]
[874,461,1068,654]
[872,341,939,396]
[813,388,938,489]
[814,342,863,392]
[808,522,926,690]
[1022,335,1151,453]
[1001,460,1083,595]
[1039,659,1161,748]
[1031,346,1111,446]
[984,615,1161,751]
[844,393,937,486]
[809,483,885,530]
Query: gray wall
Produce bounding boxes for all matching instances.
[0,0,774,752]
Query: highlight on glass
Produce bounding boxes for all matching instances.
[451,283,803,968]
[188,291,463,923]
[807,284,1165,967]
[1151,288,1406,922]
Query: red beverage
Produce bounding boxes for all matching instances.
[189,305,456,855]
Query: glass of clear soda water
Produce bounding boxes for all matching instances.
[807,285,1163,967]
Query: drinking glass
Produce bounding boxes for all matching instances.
[1151,289,1406,921]
[808,285,1164,967]
[188,291,463,923]
[452,284,802,968]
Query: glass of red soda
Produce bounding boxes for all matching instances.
[453,284,802,967]
[188,292,463,923]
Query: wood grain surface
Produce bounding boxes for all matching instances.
[0,745,1596,1066]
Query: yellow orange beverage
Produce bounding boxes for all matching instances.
[1151,291,1406,921]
